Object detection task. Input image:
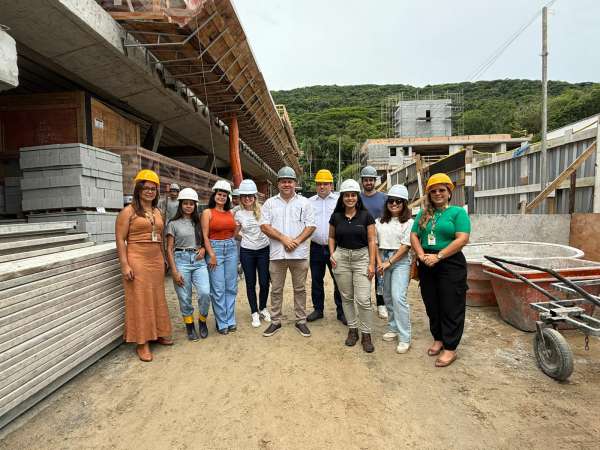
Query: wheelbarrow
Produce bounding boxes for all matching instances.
[484,255,600,381]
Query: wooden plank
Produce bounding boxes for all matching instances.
[526,141,597,212]
[569,171,577,214]
[109,11,167,20]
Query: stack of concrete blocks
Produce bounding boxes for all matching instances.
[20,144,123,242]
[0,222,124,429]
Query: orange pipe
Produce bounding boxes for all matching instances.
[229,113,243,187]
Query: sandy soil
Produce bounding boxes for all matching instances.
[1,273,600,450]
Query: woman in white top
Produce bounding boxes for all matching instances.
[375,184,414,354]
[234,179,272,327]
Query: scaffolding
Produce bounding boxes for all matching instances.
[380,90,464,138]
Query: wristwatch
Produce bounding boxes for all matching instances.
[437,252,444,260]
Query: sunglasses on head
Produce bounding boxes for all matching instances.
[387,198,402,205]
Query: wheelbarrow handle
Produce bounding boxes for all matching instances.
[484,255,600,307]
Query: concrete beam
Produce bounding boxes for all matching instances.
[0,28,18,91]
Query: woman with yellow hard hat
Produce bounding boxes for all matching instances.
[410,173,470,367]
[115,169,173,362]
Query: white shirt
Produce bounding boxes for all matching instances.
[235,209,270,250]
[260,193,316,260]
[375,217,414,249]
[309,191,339,245]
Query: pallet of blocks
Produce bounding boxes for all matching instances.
[0,222,124,429]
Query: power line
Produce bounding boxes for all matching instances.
[468,0,558,82]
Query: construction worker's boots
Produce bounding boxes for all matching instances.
[361,333,374,353]
[345,328,359,347]
[185,323,199,341]
[198,319,209,339]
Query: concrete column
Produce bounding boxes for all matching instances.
[228,113,242,188]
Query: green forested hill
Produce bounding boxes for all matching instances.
[271,80,600,185]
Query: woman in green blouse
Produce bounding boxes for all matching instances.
[410,173,471,368]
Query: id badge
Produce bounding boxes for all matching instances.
[151,230,159,242]
[427,233,436,246]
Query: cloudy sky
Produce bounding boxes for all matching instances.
[233,0,600,90]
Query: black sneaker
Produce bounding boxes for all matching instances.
[295,322,311,337]
[228,325,237,332]
[306,310,324,322]
[262,322,281,337]
[217,328,229,335]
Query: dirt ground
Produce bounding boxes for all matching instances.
[1,272,600,450]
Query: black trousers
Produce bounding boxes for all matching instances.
[417,252,467,351]
[309,242,343,315]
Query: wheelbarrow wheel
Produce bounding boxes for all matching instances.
[533,328,573,381]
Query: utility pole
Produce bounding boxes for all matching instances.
[338,136,342,190]
[540,5,548,190]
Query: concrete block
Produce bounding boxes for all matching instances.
[28,211,118,243]
[0,30,18,91]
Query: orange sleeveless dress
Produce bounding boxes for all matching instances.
[123,206,172,344]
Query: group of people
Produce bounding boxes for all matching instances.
[116,165,470,368]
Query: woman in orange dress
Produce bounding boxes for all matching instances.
[115,169,173,362]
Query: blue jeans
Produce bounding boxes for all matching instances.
[310,242,343,315]
[380,249,412,343]
[239,245,270,313]
[207,238,238,331]
[173,250,211,321]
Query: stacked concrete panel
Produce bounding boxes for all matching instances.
[28,211,118,243]
[0,222,124,429]
[0,221,93,262]
[3,177,21,215]
[20,143,123,211]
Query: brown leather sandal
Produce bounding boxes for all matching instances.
[136,344,153,362]
[435,352,457,367]
[157,336,174,345]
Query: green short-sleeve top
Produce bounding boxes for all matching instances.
[411,205,471,251]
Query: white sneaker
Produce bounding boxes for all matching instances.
[251,312,261,328]
[260,308,271,322]
[377,305,388,319]
[382,331,398,342]
[396,342,411,354]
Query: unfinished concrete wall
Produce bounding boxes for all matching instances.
[394,99,452,138]
[0,29,18,91]
[469,214,571,245]
[570,213,600,262]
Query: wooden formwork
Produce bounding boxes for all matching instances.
[106,145,222,202]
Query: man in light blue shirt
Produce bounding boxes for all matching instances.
[307,170,346,325]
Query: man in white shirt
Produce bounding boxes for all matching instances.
[307,170,346,325]
[260,167,316,337]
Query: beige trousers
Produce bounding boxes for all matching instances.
[332,247,373,333]
[269,259,309,324]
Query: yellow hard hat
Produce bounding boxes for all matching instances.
[134,169,160,186]
[314,169,334,183]
[426,173,454,191]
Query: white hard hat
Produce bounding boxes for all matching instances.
[212,179,232,193]
[277,166,297,180]
[387,184,409,200]
[232,189,240,197]
[238,179,258,195]
[169,183,180,191]
[360,166,378,178]
[339,179,361,193]
[177,188,199,203]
